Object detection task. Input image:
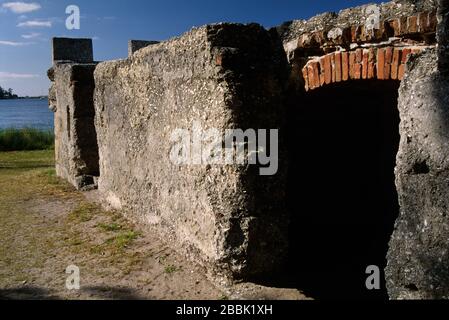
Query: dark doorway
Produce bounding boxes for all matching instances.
[286,80,401,300]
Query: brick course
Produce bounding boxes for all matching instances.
[302,46,428,91]
[291,10,437,51]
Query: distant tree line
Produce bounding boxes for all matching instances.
[0,86,19,99]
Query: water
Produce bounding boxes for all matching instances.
[0,99,53,130]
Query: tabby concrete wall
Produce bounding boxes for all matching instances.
[94,23,289,279]
[386,1,449,299]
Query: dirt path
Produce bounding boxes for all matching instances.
[0,151,225,300]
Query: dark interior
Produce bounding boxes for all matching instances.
[285,80,401,300]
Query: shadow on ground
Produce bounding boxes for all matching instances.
[0,285,144,300]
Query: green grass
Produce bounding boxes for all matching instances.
[164,265,179,274]
[0,128,54,152]
[106,231,140,250]
[0,150,54,169]
[98,222,123,232]
[1,150,146,290]
[68,203,99,223]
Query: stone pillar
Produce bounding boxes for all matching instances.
[48,38,99,190]
[386,48,449,299]
[52,37,93,63]
[438,0,449,75]
[128,40,159,56]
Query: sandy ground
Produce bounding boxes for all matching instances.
[0,151,309,300]
[0,151,226,300]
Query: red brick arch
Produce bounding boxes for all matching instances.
[286,9,439,92]
[301,46,429,91]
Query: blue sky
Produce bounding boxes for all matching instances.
[0,0,383,96]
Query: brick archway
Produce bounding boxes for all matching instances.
[281,8,438,92]
[279,1,443,299]
[301,46,426,91]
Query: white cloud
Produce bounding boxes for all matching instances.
[17,20,51,27]
[0,40,33,46]
[0,71,39,79]
[2,2,41,14]
[21,32,40,39]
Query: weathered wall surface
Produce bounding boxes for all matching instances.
[386,48,449,299]
[278,0,437,51]
[94,23,289,279]
[50,62,99,190]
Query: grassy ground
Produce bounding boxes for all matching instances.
[0,150,222,300]
[0,128,54,152]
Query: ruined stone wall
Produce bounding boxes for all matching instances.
[48,0,449,298]
[273,0,449,299]
[94,24,289,279]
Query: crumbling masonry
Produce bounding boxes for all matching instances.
[48,0,449,299]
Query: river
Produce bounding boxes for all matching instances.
[0,98,53,130]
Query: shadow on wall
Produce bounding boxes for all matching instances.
[274,80,401,300]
